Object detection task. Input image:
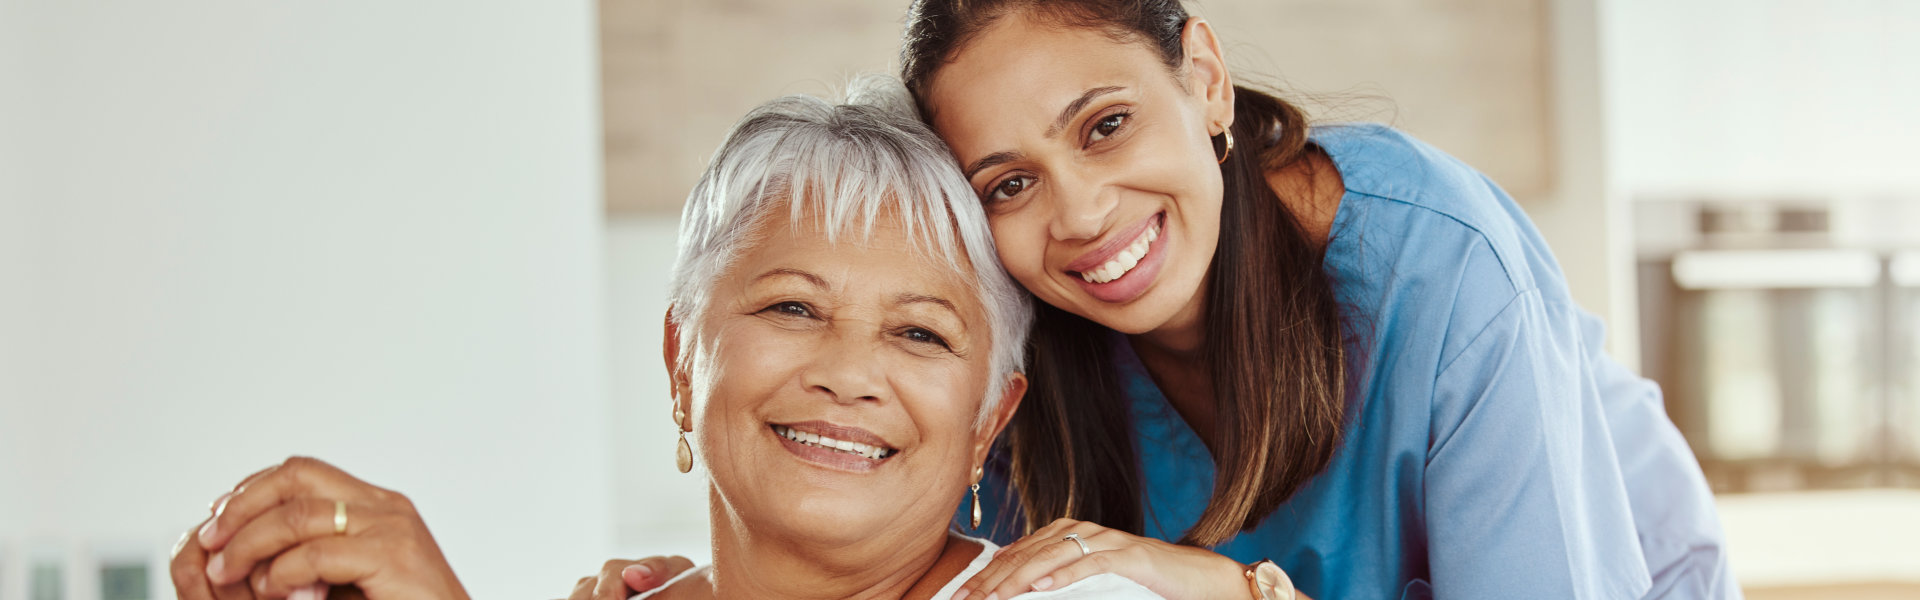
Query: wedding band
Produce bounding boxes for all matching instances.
[333,500,347,535]
[1062,532,1091,556]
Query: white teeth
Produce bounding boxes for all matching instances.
[773,425,894,460]
[1080,222,1160,284]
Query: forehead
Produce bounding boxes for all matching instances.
[924,13,1170,149]
[733,202,982,306]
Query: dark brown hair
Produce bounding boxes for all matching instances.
[902,0,1351,546]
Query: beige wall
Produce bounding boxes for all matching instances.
[601,0,1555,214]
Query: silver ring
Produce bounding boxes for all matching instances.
[1061,532,1091,555]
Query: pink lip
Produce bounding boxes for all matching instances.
[769,421,897,473]
[1065,213,1162,273]
[1065,213,1169,304]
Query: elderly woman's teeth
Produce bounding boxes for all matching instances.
[1080,222,1159,284]
[773,425,895,460]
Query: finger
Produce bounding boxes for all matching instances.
[622,555,695,593]
[1031,546,1133,592]
[201,457,367,551]
[592,559,638,600]
[254,535,382,599]
[983,534,1099,600]
[171,525,219,600]
[958,522,1082,599]
[209,498,357,585]
[568,576,595,600]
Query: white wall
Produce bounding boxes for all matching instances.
[0,2,610,599]
[1606,0,1920,199]
[604,217,713,562]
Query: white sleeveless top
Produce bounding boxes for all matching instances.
[931,536,1166,600]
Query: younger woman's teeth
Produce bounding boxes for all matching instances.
[773,424,895,460]
[1080,222,1159,284]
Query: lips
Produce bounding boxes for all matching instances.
[1064,212,1170,304]
[769,421,899,471]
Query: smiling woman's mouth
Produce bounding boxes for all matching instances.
[772,424,898,460]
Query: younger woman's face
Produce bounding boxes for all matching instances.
[923,13,1235,335]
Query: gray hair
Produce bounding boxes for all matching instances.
[666,75,1032,418]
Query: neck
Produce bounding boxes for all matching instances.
[701,488,970,600]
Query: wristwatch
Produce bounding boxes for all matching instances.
[1244,559,1296,600]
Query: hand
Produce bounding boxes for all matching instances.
[184,456,468,600]
[564,556,696,600]
[954,518,1253,600]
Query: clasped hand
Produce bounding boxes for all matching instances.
[169,457,469,600]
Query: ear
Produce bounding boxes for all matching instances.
[1180,17,1236,133]
[970,372,1029,476]
[663,306,688,418]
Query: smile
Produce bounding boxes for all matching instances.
[1078,219,1160,284]
[772,423,897,460]
[1064,212,1170,304]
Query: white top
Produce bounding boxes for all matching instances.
[931,535,1165,600]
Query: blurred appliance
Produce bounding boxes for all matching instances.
[1636,198,1920,492]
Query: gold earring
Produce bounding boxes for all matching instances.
[969,464,984,530]
[969,483,983,530]
[673,405,693,474]
[1214,128,1235,164]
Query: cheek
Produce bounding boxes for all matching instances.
[989,214,1052,284]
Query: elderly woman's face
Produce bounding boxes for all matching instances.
[674,207,1012,548]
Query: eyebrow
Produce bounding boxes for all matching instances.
[961,85,1126,181]
[1046,86,1125,138]
[753,267,828,288]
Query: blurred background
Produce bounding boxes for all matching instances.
[2,0,1916,598]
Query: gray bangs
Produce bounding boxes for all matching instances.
[666,76,1033,417]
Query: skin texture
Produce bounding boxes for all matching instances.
[635,207,1028,600]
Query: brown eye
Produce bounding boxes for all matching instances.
[989,175,1033,203]
[1089,113,1128,142]
[761,301,815,319]
[901,327,951,350]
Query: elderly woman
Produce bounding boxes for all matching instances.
[167,79,1164,600]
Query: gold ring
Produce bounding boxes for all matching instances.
[1062,532,1091,556]
[333,500,347,535]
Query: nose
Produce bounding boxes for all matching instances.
[1046,173,1117,242]
[800,331,889,405]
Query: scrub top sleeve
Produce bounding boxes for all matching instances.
[1581,313,1740,599]
[1424,290,1652,599]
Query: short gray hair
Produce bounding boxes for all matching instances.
[666,75,1032,417]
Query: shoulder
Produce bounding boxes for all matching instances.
[1313,123,1542,295]
[1312,124,1571,371]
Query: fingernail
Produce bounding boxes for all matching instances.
[208,492,232,513]
[197,519,218,546]
[204,553,224,582]
[289,584,327,600]
[1032,577,1054,591]
[985,594,1000,600]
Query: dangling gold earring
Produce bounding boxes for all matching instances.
[969,466,984,530]
[673,400,693,474]
[1214,127,1235,164]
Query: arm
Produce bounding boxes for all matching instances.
[1424,290,1651,598]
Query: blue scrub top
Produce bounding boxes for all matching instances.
[963,124,1738,599]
